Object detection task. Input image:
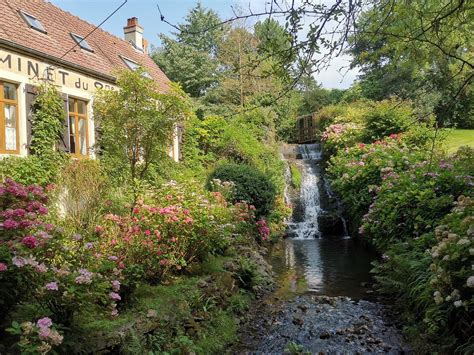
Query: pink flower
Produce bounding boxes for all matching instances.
[21,236,38,249]
[159,259,169,266]
[109,292,121,301]
[36,317,52,329]
[35,263,48,273]
[95,225,104,233]
[12,256,26,267]
[0,262,7,272]
[3,219,19,229]
[144,229,151,236]
[111,309,119,317]
[45,282,59,291]
[111,280,121,291]
[38,327,51,339]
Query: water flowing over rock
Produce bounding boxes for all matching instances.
[233,144,408,353]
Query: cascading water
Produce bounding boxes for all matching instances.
[285,144,322,239]
[275,143,376,296]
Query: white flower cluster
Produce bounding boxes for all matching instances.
[429,196,473,308]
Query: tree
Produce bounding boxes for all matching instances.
[152,3,225,97]
[349,0,473,127]
[94,69,191,203]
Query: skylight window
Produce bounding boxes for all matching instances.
[19,11,46,33]
[70,33,93,52]
[120,56,151,78]
[121,56,139,70]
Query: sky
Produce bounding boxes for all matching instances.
[50,0,359,89]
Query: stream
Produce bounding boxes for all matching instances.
[233,144,409,354]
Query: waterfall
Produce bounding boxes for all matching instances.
[285,144,322,239]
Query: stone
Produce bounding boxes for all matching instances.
[223,261,238,272]
[197,279,208,288]
[292,317,304,326]
[320,331,331,339]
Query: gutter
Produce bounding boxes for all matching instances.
[0,38,117,84]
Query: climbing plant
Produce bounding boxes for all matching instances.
[30,83,65,156]
[0,83,66,185]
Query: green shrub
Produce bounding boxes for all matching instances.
[327,136,428,232]
[0,155,64,186]
[360,151,473,250]
[363,99,414,141]
[372,196,474,352]
[208,163,276,217]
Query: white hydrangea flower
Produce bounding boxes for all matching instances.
[453,300,463,308]
[466,276,474,288]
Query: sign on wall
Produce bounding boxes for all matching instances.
[0,49,115,92]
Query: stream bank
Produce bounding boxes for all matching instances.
[231,144,409,353]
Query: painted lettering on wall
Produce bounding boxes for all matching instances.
[0,49,115,92]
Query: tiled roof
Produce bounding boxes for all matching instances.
[0,0,170,92]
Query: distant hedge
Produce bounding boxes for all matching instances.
[208,163,276,217]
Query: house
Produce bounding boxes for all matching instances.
[0,0,181,161]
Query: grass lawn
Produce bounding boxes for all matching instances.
[443,129,474,153]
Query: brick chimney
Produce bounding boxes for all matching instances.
[124,17,143,51]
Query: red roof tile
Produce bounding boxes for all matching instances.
[0,0,170,91]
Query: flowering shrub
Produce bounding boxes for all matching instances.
[327,135,428,231]
[0,179,120,328]
[321,122,364,157]
[6,317,63,354]
[360,152,473,249]
[372,195,474,352]
[427,196,473,345]
[97,181,237,284]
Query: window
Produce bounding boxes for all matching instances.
[70,33,93,52]
[19,11,46,33]
[120,56,139,70]
[120,56,151,78]
[68,98,88,156]
[0,82,19,154]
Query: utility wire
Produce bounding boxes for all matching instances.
[60,0,128,60]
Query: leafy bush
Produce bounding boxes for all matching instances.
[372,196,474,352]
[327,135,428,231]
[362,99,414,141]
[360,152,473,250]
[0,179,119,329]
[0,155,63,187]
[321,122,365,157]
[208,163,276,217]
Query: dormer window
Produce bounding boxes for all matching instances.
[70,33,93,52]
[19,11,46,34]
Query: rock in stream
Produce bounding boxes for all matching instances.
[233,295,409,354]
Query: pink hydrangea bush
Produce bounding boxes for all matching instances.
[327,134,428,231]
[6,317,63,354]
[321,122,364,157]
[0,179,122,332]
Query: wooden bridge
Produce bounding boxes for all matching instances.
[295,113,318,143]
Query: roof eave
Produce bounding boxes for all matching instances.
[0,38,117,84]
